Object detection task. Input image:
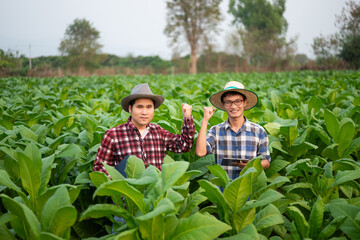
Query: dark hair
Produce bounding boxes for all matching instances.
[221,91,246,103]
[129,98,155,110]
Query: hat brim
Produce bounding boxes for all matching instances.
[209,89,258,111]
[121,94,165,113]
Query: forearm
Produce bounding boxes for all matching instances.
[196,119,209,157]
[167,116,195,153]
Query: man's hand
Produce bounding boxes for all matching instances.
[203,107,215,121]
[234,159,270,169]
[234,161,247,169]
[182,103,192,118]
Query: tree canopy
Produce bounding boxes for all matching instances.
[312,0,360,69]
[337,1,360,69]
[164,0,222,74]
[229,0,287,40]
[228,0,292,68]
[59,18,103,69]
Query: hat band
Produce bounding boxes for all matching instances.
[224,86,240,90]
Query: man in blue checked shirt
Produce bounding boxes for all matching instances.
[196,81,270,180]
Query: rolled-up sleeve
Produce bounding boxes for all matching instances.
[258,129,271,162]
[165,116,195,153]
[206,126,216,154]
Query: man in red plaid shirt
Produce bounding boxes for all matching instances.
[93,83,195,176]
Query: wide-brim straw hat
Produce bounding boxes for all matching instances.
[209,81,258,111]
[121,83,165,113]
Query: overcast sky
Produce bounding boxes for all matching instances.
[0,0,355,60]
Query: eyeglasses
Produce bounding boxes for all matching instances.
[223,99,244,107]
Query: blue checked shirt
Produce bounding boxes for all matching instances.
[206,117,271,180]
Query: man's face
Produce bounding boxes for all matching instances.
[222,94,247,119]
[129,98,154,129]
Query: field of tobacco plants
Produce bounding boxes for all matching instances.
[0,70,359,239]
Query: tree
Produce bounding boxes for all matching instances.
[228,0,294,69]
[164,0,222,74]
[311,34,340,67]
[337,1,360,69]
[59,18,103,70]
[0,49,25,76]
[312,1,360,69]
[229,0,287,38]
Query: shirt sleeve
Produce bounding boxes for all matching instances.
[206,126,216,154]
[164,115,195,153]
[258,128,271,162]
[93,129,116,175]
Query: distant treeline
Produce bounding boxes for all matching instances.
[1,51,318,77]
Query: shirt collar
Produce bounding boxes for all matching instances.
[223,116,250,131]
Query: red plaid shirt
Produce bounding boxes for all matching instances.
[93,116,195,175]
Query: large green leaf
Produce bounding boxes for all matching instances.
[221,223,259,240]
[157,120,177,133]
[1,194,40,239]
[198,180,229,220]
[257,176,290,193]
[125,155,146,179]
[254,204,284,231]
[208,164,230,187]
[223,173,252,213]
[282,182,313,193]
[24,142,42,167]
[0,169,22,192]
[309,196,324,239]
[172,213,231,240]
[89,171,109,188]
[233,208,256,233]
[41,186,72,232]
[39,155,55,195]
[175,170,202,186]
[188,154,215,177]
[113,228,138,240]
[94,180,146,214]
[126,165,159,186]
[18,125,38,142]
[49,206,77,237]
[56,143,86,160]
[337,118,355,156]
[265,159,290,178]
[280,120,298,146]
[40,232,68,240]
[138,214,165,239]
[178,188,207,218]
[342,137,360,158]
[80,114,97,142]
[324,109,340,139]
[162,161,189,193]
[327,201,360,239]
[104,163,125,180]
[318,216,346,240]
[242,189,284,211]
[330,169,360,188]
[137,198,175,221]
[79,203,128,221]
[53,116,71,137]
[0,224,17,240]
[287,206,310,239]
[17,150,41,200]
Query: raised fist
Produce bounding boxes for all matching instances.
[181,103,192,118]
[203,107,215,121]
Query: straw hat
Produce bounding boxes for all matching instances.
[209,81,258,111]
[121,83,165,113]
